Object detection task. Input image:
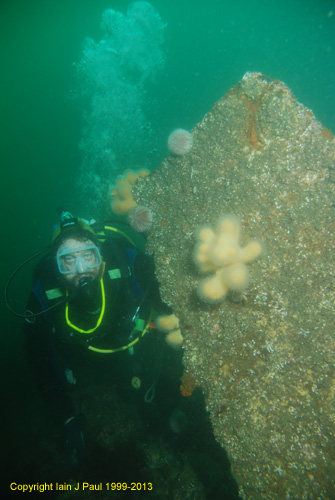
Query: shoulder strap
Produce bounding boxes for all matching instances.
[104,238,132,281]
[125,247,144,296]
[102,237,146,302]
[32,255,63,305]
[29,258,63,324]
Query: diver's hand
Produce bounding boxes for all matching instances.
[64,415,87,466]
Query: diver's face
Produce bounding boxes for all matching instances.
[56,238,102,289]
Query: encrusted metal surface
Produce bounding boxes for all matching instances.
[135,72,335,499]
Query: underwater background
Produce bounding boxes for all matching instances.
[1,0,334,495]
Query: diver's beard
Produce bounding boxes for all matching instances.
[63,263,104,302]
[63,274,100,301]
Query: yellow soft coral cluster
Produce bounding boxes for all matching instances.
[110,169,149,215]
[193,215,262,302]
[155,314,183,350]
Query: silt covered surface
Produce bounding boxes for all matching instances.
[134,72,335,499]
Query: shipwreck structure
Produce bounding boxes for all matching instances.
[134,72,335,499]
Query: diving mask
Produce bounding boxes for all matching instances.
[56,244,102,275]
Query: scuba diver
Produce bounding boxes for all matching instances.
[20,211,176,467]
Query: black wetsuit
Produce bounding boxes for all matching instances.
[24,237,171,424]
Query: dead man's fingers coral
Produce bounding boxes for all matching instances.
[110,169,150,215]
[194,214,262,302]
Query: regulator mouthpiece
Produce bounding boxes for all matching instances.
[78,276,95,298]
